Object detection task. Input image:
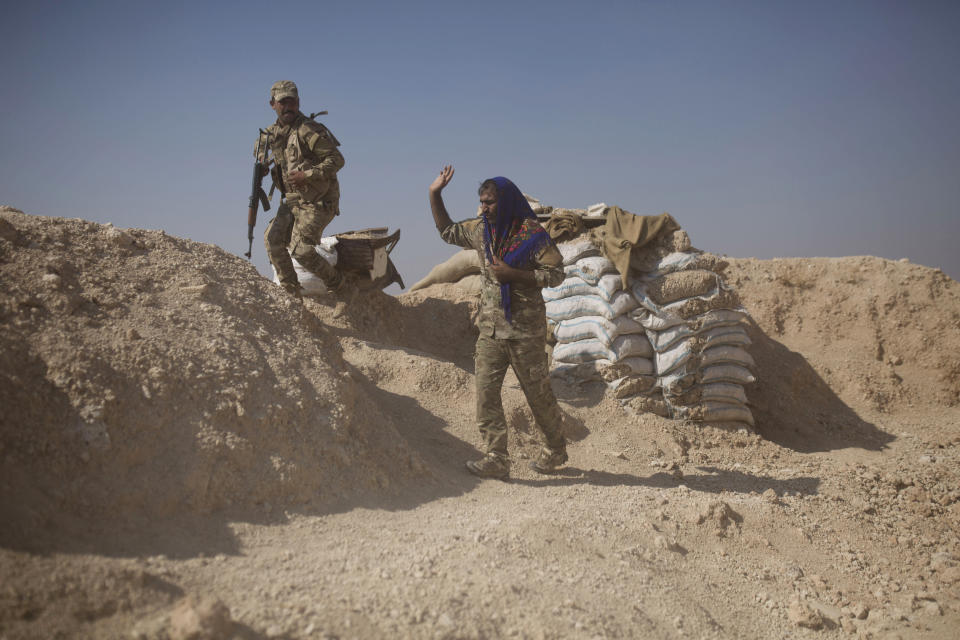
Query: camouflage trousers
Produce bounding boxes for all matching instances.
[474,332,565,458]
[264,199,342,290]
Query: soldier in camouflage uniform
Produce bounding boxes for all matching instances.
[428,165,568,480]
[258,80,348,297]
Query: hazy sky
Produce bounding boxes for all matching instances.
[2,0,958,290]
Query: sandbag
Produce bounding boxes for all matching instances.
[608,357,655,377]
[641,270,721,305]
[554,315,645,347]
[543,274,622,303]
[631,277,740,320]
[654,340,695,376]
[553,356,654,381]
[646,315,750,352]
[552,333,653,364]
[644,251,729,277]
[410,249,481,291]
[666,382,748,407]
[699,325,750,348]
[701,345,756,370]
[558,237,601,265]
[673,402,754,426]
[609,375,657,399]
[552,338,612,364]
[546,291,638,322]
[700,364,756,385]
[271,237,338,297]
[564,255,617,285]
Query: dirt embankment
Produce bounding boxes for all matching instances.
[1,207,959,639]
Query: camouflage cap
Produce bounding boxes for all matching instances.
[270,80,298,102]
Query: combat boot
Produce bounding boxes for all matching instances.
[465,453,510,480]
[281,282,303,301]
[529,445,568,474]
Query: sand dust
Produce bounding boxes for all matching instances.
[1,206,958,639]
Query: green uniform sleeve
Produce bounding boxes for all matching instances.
[302,124,345,180]
[439,218,482,252]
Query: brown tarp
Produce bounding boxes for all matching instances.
[543,212,585,242]
[602,207,679,288]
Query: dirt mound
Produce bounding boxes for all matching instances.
[0,207,428,548]
[720,255,960,449]
[2,208,960,638]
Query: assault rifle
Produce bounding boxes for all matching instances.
[245,129,271,259]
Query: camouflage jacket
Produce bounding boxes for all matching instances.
[258,113,344,211]
[440,217,564,339]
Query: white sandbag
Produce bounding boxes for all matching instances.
[615,357,655,376]
[545,273,623,302]
[701,345,756,370]
[646,314,751,352]
[700,325,751,349]
[554,315,644,346]
[543,276,592,302]
[410,249,481,291]
[700,382,748,405]
[700,364,756,385]
[647,324,696,352]
[631,308,690,331]
[546,291,638,322]
[552,338,612,364]
[557,237,600,265]
[552,333,653,364]
[655,340,695,376]
[612,314,645,336]
[612,334,653,359]
[673,402,754,426]
[694,308,749,331]
[271,237,339,296]
[637,306,749,332]
[564,255,617,285]
[648,251,700,275]
[702,401,754,426]
[657,370,698,396]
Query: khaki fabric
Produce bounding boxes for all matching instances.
[474,333,565,458]
[543,211,585,242]
[439,218,564,339]
[602,207,679,288]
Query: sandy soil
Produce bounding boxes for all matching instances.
[1,206,958,639]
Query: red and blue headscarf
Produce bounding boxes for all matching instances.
[481,176,554,323]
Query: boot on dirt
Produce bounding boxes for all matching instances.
[465,453,510,480]
[529,445,568,474]
[281,282,303,301]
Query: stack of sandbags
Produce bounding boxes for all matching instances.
[410,249,483,293]
[630,251,756,427]
[545,237,657,399]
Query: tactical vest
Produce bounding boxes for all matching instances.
[267,115,341,209]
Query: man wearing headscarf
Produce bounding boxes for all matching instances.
[428,165,569,480]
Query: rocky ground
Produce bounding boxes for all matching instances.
[1,207,958,639]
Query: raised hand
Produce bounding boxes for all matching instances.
[429,165,455,193]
